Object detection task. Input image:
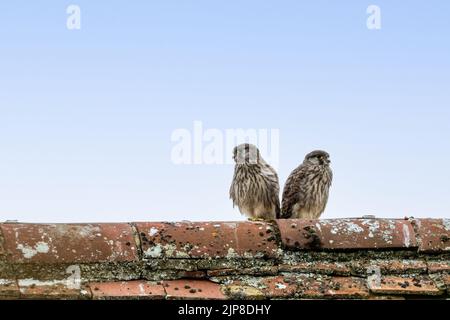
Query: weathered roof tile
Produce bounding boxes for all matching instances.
[223,276,297,299]
[296,274,369,299]
[89,281,165,300]
[321,276,370,299]
[0,227,5,257]
[0,223,138,263]
[17,281,91,299]
[368,275,443,295]
[163,279,227,300]
[427,261,450,273]
[278,262,352,276]
[135,221,279,259]
[0,279,20,299]
[277,218,417,250]
[207,266,279,277]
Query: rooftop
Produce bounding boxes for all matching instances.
[0,218,449,299]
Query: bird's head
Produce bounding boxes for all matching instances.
[304,150,331,166]
[233,143,260,165]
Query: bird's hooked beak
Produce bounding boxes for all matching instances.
[320,157,331,165]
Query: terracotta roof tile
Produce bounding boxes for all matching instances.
[277,218,417,250]
[135,221,279,259]
[443,274,450,293]
[370,259,428,274]
[322,276,370,299]
[0,219,449,300]
[414,219,450,253]
[89,281,165,300]
[0,227,5,257]
[17,281,91,299]
[176,270,207,279]
[0,223,138,263]
[427,261,450,273]
[368,275,443,296]
[367,295,406,300]
[163,280,227,300]
[0,279,20,299]
[223,276,297,299]
[207,266,279,277]
[278,262,352,276]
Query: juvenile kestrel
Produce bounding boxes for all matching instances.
[281,150,332,219]
[229,143,280,220]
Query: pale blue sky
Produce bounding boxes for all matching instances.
[0,1,449,222]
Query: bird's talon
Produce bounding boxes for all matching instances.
[248,217,265,222]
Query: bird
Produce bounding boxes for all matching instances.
[281,150,332,219]
[229,143,280,220]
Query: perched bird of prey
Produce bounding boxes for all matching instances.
[281,150,332,219]
[230,143,280,220]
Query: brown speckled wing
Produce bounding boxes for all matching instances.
[281,164,307,218]
[263,163,281,219]
[270,166,281,219]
